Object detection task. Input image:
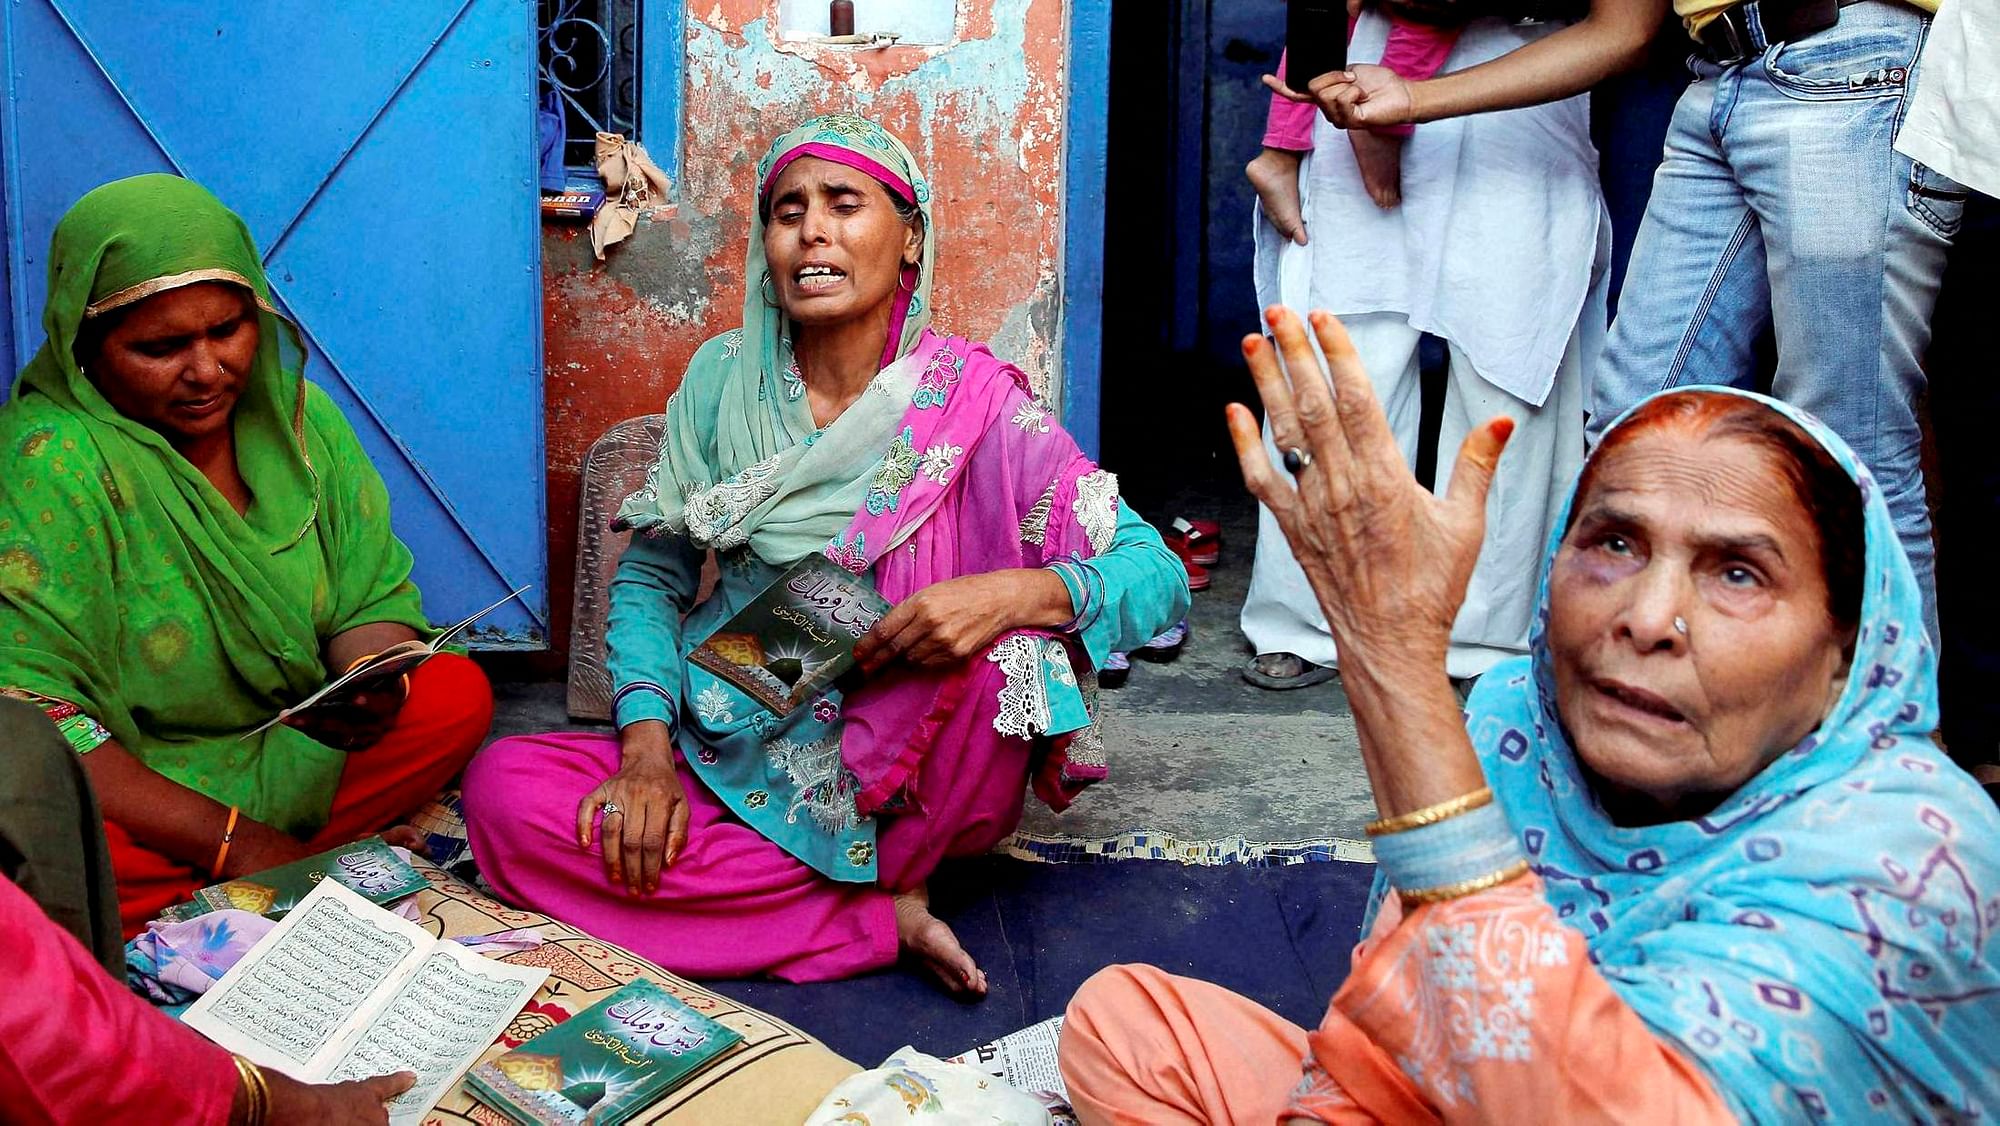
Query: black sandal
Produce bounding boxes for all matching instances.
[1242,652,1336,690]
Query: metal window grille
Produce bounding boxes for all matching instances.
[538,0,643,172]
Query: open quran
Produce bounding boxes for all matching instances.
[181,879,548,1126]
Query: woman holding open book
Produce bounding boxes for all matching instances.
[464,114,1188,993]
[0,175,493,938]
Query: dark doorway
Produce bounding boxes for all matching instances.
[1098,0,1286,526]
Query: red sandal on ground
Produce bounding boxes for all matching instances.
[1168,534,1211,592]
[1165,517,1221,567]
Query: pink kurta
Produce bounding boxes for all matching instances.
[0,874,236,1124]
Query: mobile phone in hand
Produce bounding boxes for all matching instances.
[1285,0,1348,91]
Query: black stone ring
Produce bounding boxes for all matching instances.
[1282,447,1313,474]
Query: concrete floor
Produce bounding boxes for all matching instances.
[489,488,1378,846]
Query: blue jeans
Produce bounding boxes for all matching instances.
[1590,0,1966,634]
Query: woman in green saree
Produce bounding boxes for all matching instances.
[0,174,493,936]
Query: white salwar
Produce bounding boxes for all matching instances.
[1242,12,1610,680]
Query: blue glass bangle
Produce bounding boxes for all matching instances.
[1369,800,1526,897]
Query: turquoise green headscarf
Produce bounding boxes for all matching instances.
[0,174,429,835]
[617,114,939,566]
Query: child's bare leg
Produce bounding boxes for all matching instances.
[1348,128,1405,209]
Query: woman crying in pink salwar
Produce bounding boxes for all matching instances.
[463,114,1187,993]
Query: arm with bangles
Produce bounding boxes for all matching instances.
[82,619,427,880]
[1236,308,1729,1120]
[0,873,412,1125]
[83,740,314,878]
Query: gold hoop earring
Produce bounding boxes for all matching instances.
[760,271,781,308]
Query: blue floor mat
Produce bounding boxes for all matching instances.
[701,855,1377,1067]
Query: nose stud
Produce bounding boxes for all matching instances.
[1673,616,1688,636]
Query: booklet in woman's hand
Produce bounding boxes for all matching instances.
[243,585,532,740]
[688,555,890,716]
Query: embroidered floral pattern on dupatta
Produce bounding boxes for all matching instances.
[1018,480,1057,546]
[1072,470,1120,554]
[1010,399,1052,434]
[680,452,785,550]
[913,344,963,410]
[823,531,868,574]
[917,442,962,485]
[865,427,918,515]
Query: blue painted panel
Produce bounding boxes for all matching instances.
[1063,0,1111,461]
[0,115,12,387]
[641,0,688,191]
[2,0,548,644]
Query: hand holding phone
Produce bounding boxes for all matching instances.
[1285,0,1349,91]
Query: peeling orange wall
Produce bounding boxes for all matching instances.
[540,0,1069,658]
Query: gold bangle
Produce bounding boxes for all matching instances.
[342,653,410,700]
[1398,859,1531,906]
[211,806,241,880]
[232,1054,270,1126]
[1365,786,1493,837]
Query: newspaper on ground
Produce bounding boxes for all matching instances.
[946,1014,1071,1113]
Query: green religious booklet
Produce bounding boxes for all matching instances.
[156,836,427,924]
[688,553,891,716]
[464,978,745,1125]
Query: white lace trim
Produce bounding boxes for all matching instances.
[989,635,1052,740]
[765,734,861,833]
[679,452,784,550]
[1072,470,1120,554]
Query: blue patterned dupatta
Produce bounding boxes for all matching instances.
[1447,389,2000,1120]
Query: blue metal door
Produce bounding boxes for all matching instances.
[1,0,549,645]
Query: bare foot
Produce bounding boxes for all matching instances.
[894,885,988,997]
[1246,147,1308,245]
[1347,129,1405,209]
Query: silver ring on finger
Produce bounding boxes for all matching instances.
[1283,446,1314,474]
[600,801,621,816]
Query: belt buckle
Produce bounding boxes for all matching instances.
[1701,7,1754,64]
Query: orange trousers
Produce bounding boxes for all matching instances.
[1059,877,1737,1124]
[104,653,493,937]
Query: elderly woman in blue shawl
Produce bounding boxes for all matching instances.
[1058,308,2000,1122]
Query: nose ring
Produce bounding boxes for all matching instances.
[1673,616,1688,636]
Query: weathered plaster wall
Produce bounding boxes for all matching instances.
[539,0,1068,659]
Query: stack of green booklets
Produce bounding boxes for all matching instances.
[157,836,427,923]
[466,979,744,1124]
